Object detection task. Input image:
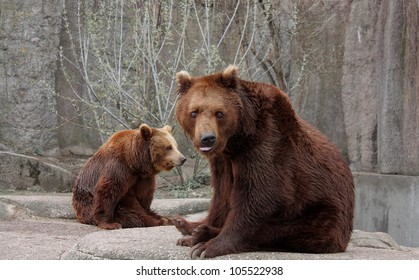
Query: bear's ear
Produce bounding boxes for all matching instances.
[162,125,172,133]
[139,124,153,140]
[176,70,192,95]
[220,65,238,89]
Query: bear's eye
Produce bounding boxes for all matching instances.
[215,111,224,118]
[166,145,172,151]
[190,111,198,118]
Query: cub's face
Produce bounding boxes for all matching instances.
[140,124,186,172]
[175,66,241,158]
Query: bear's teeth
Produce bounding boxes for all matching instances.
[199,147,212,152]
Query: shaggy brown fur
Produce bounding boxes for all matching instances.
[174,65,355,258]
[72,124,186,230]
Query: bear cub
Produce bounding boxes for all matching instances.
[72,124,186,230]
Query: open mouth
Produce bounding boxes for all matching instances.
[199,146,213,152]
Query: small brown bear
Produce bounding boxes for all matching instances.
[174,65,355,258]
[72,124,186,230]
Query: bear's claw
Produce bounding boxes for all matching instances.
[191,243,207,259]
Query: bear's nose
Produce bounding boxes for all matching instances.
[200,132,216,147]
[180,156,187,166]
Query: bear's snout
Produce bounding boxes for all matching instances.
[200,132,216,149]
[171,152,186,167]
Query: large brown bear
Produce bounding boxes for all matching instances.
[72,124,186,230]
[174,65,355,259]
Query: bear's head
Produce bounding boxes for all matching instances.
[139,124,186,172]
[175,65,246,158]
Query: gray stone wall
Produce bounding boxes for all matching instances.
[285,0,419,176]
[354,172,419,247]
[341,0,419,175]
[0,0,64,156]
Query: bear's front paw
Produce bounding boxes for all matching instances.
[98,222,122,230]
[190,224,214,244]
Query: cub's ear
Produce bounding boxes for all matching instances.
[139,124,153,140]
[162,125,172,133]
[220,65,238,89]
[176,70,192,95]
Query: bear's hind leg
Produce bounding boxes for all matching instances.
[114,194,165,228]
[272,225,347,253]
[255,210,351,253]
[115,207,164,228]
